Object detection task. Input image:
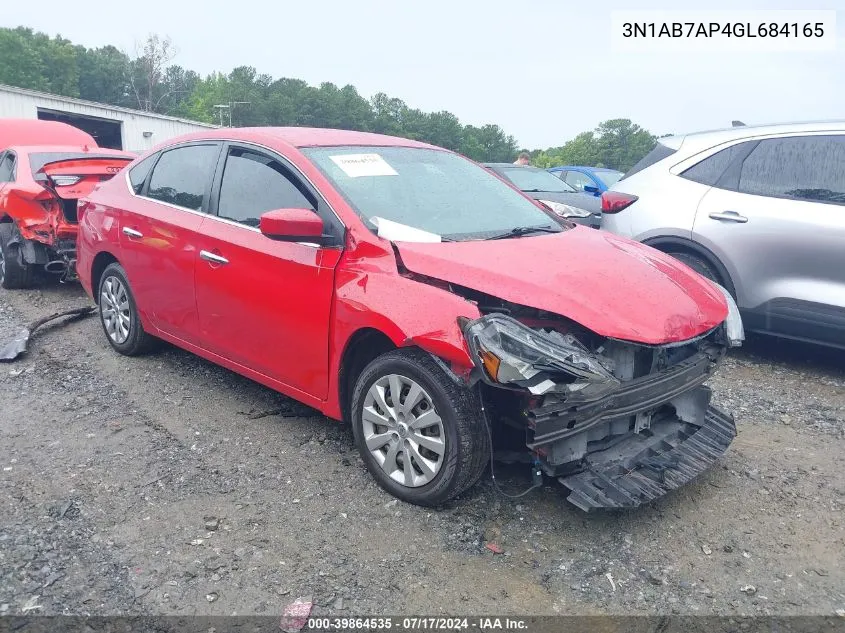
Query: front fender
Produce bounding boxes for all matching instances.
[324,267,482,419]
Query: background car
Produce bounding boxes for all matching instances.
[0,120,134,288]
[77,127,738,510]
[548,165,623,196]
[483,163,600,227]
[601,120,845,349]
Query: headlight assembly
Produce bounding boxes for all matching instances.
[538,199,592,218]
[462,314,620,397]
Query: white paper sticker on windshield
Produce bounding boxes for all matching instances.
[329,153,398,178]
[371,217,442,243]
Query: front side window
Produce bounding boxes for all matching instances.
[129,153,158,194]
[564,170,594,191]
[738,136,845,205]
[217,148,315,226]
[147,144,219,211]
[0,152,15,183]
[303,146,565,241]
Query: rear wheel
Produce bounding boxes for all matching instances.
[350,348,490,507]
[0,224,34,290]
[98,262,157,356]
[666,251,721,285]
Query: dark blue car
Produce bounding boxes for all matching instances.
[548,166,624,196]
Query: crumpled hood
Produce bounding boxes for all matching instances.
[395,227,728,345]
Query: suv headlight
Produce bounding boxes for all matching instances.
[462,314,619,396]
[538,200,591,218]
[713,283,744,347]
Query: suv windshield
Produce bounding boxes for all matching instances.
[498,166,577,193]
[303,146,566,241]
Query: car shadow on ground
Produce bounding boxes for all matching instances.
[731,332,844,374]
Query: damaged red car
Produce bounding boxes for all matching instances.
[77,128,744,510]
[0,120,134,288]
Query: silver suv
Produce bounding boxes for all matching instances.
[601,121,845,349]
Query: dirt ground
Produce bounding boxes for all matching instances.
[1,282,844,618]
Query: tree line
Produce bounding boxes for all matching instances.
[0,27,658,169]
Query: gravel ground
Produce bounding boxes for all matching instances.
[1,282,844,618]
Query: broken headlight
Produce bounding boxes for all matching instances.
[712,284,744,347]
[462,313,620,397]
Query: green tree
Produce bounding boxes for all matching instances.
[0,28,48,91]
[0,26,524,162]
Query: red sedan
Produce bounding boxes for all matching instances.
[0,120,134,288]
[77,127,744,510]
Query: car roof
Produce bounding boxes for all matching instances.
[659,120,845,153]
[0,119,97,149]
[157,127,441,151]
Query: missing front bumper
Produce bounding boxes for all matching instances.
[558,403,736,511]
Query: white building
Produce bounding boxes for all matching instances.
[0,83,217,153]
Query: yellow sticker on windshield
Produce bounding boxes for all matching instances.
[329,153,398,178]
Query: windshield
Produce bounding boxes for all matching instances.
[499,167,577,193]
[303,146,566,241]
[595,170,623,188]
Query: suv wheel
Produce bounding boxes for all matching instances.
[98,262,157,356]
[350,348,490,506]
[667,251,721,285]
[0,225,34,290]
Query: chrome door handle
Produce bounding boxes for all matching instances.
[122,227,143,238]
[708,211,748,223]
[199,250,229,265]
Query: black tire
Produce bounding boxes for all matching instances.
[0,225,34,290]
[350,348,490,507]
[97,262,157,356]
[666,251,721,285]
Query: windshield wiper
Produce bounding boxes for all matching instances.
[484,226,560,241]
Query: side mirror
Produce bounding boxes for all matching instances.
[259,208,325,243]
[583,185,600,195]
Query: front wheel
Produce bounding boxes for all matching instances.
[350,348,490,507]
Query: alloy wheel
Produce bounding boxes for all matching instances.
[361,374,446,488]
[100,275,131,344]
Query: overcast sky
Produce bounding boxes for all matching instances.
[2,0,842,148]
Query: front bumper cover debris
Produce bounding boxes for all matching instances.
[0,306,95,361]
[559,396,736,511]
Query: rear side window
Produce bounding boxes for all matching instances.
[621,142,675,180]
[0,152,15,182]
[147,144,219,211]
[738,136,845,205]
[129,153,158,194]
[681,144,745,186]
[217,148,316,226]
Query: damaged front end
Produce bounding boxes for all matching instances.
[462,286,744,511]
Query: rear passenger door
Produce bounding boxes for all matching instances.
[194,143,343,399]
[694,134,845,345]
[121,142,222,344]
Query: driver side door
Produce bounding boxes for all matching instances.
[194,144,344,400]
